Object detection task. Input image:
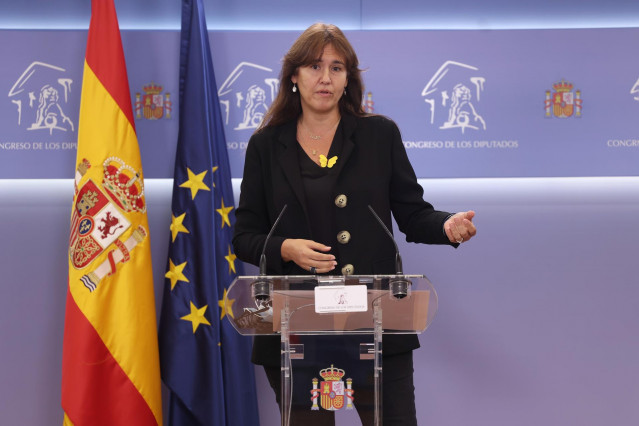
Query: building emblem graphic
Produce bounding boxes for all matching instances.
[218,62,278,131]
[630,76,639,102]
[8,61,75,135]
[421,60,486,134]
[545,80,581,118]
[310,365,354,411]
[134,82,172,120]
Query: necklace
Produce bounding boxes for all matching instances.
[297,117,341,167]
[298,138,321,157]
[299,117,340,141]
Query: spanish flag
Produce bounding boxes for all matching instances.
[61,1,162,424]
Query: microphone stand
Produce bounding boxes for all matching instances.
[367,205,411,299]
[251,205,288,304]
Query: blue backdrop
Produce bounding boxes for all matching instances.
[1,3,639,425]
[1,28,638,179]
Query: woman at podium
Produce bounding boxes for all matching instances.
[233,22,476,425]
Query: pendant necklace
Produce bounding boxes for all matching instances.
[297,117,341,168]
[300,117,340,142]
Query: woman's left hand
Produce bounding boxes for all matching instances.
[444,210,476,245]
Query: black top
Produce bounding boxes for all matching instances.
[297,121,344,261]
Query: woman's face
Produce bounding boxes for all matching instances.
[291,44,347,117]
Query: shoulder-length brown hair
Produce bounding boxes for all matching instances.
[257,23,366,131]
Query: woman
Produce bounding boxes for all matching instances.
[233,23,476,426]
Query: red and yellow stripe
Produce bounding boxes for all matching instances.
[61,1,162,424]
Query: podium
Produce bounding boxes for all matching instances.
[226,274,438,426]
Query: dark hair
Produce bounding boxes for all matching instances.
[257,23,366,131]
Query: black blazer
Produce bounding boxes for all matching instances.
[233,113,454,366]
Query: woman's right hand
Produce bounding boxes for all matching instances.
[281,239,337,274]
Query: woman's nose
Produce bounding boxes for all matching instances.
[320,68,331,83]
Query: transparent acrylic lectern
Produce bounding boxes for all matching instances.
[226,274,438,426]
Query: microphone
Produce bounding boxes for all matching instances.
[367,205,411,299]
[252,204,288,303]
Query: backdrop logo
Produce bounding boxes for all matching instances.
[545,79,582,118]
[364,91,374,113]
[218,62,278,132]
[629,76,639,103]
[421,60,486,134]
[8,61,75,135]
[134,82,172,120]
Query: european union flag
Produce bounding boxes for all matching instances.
[158,0,260,424]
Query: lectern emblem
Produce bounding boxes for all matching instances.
[310,364,354,411]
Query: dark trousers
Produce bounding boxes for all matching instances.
[264,351,417,426]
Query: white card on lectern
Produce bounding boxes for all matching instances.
[314,285,368,313]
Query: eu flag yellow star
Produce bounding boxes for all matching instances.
[181,301,211,333]
[179,167,210,200]
[165,259,189,290]
[211,165,218,188]
[218,288,235,320]
[170,212,190,242]
[216,197,234,228]
[224,245,237,274]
